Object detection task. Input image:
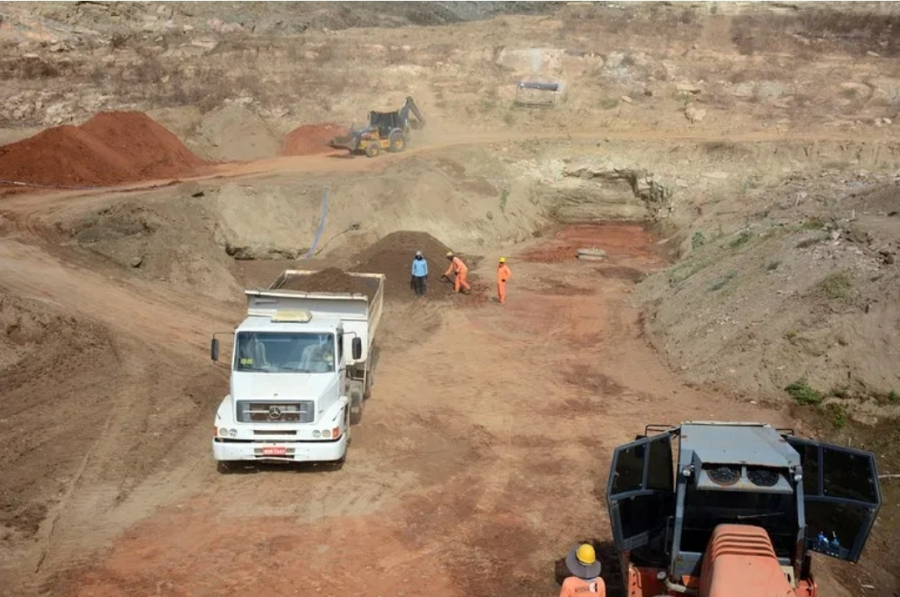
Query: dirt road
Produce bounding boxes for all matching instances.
[0,206,849,597]
[3,122,894,200]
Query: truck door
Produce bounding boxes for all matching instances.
[785,436,882,563]
[607,432,675,552]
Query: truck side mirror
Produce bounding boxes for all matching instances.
[352,337,362,360]
[211,338,220,362]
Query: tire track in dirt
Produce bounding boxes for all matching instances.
[0,237,239,595]
[31,373,123,575]
[15,338,227,595]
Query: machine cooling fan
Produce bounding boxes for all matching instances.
[747,467,780,487]
[707,466,741,486]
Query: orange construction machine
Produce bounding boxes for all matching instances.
[606,421,882,597]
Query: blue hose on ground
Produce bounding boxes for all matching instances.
[305,188,329,259]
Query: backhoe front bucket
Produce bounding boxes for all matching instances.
[328,133,358,151]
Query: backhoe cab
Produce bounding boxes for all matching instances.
[328,96,425,158]
[607,421,881,597]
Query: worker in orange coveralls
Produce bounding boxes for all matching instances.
[442,251,471,294]
[559,544,606,597]
[496,256,511,304]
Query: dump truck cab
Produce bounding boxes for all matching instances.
[212,310,357,466]
[607,421,882,597]
[210,271,384,470]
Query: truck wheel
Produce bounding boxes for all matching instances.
[364,353,376,399]
[365,141,380,158]
[350,400,364,426]
[389,132,406,152]
[349,383,365,425]
[217,461,236,474]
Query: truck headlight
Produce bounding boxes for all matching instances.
[219,427,236,437]
[312,430,321,439]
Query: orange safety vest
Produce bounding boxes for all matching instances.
[559,576,606,597]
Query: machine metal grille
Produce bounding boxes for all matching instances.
[236,401,314,424]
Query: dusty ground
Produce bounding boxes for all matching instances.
[1,2,899,597]
[0,220,850,597]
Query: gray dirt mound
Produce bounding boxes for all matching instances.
[274,267,378,300]
[195,105,282,162]
[349,231,480,301]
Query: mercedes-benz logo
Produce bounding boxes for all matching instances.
[268,406,283,420]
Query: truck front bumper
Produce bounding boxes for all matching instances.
[213,435,347,463]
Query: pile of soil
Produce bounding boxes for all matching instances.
[195,105,281,161]
[275,267,377,300]
[0,111,207,188]
[281,122,348,156]
[350,231,479,300]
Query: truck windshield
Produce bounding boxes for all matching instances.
[235,332,335,373]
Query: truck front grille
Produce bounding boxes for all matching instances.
[236,401,314,424]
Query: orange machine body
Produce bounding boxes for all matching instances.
[625,525,819,597]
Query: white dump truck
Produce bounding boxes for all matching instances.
[210,269,384,471]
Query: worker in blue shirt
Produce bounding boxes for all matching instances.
[411,250,428,297]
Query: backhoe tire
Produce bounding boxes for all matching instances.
[365,142,380,158]
[389,132,406,153]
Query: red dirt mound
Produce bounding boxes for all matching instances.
[0,111,207,188]
[274,267,378,300]
[281,122,348,156]
[80,111,206,179]
[349,231,482,301]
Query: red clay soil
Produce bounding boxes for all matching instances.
[520,223,661,263]
[519,244,579,263]
[281,122,348,156]
[0,111,207,188]
[275,267,378,300]
[349,231,482,301]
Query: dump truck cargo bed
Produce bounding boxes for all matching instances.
[244,270,385,361]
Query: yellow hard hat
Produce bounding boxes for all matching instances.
[498,257,506,263]
[576,544,597,566]
[446,251,454,257]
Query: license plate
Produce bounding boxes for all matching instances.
[262,447,287,456]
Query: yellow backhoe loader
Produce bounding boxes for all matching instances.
[328,96,425,158]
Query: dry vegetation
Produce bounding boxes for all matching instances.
[732,9,900,57]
